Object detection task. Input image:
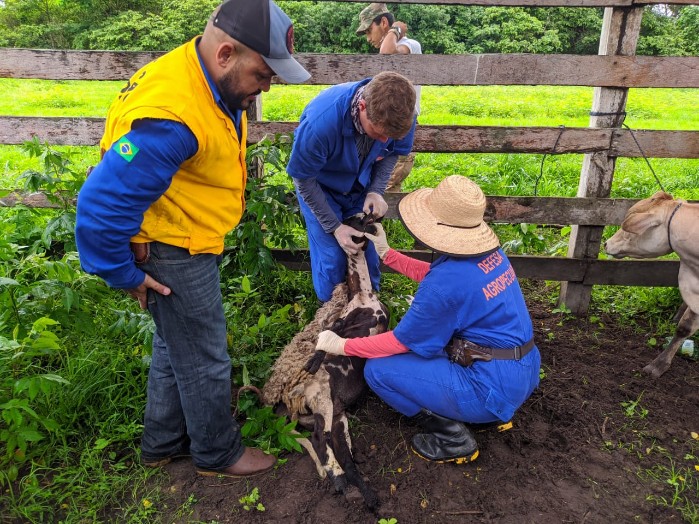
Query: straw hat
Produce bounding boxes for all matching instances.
[398,175,500,257]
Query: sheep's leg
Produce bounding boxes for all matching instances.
[644,307,699,378]
[310,413,348,493]
[292,430,326,479]
[330,414,379,510]
[305,378,348,490]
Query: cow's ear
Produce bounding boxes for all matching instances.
[621,212,663,234]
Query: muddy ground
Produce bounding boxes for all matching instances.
[155,285,699,524]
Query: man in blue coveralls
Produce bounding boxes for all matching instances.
[312,176,541,464]
[286,71,417,302]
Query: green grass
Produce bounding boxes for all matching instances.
[421,86,699,129]
[258,84,699,129]
[0,79,123,117]
[1,144,101,189]
[2,80,696,129]
[2,80,697,193]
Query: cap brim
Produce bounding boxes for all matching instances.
[262,56,310,84]
[356,22,370,35]
[398,189,500,258]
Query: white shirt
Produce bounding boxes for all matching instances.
[396,36,422,115]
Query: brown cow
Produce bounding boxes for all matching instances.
[604,191,699,377]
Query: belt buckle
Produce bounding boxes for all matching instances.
[513,345,522,360]
[449,346,464,364]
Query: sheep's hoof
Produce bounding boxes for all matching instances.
[342,484,363,504]
[642,361,668,378]
[362,488,380,511]
[304,351,326,374]
[331,472,348,493]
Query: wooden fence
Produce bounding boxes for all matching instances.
[1,0,698,313]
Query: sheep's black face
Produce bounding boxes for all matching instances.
[344,214,381,250]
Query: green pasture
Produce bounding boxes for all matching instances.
[2,79,698,199]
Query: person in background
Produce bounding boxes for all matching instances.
[75,0,309,478]
[356,2,422,193]
[287,71,417,303]
[312,175,541,463]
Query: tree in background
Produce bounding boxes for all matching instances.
[0,0,72,48]
[465,7,563,53]
[0,0,214,50]
[677,6,699,55]
[533,7,603,55]
[638,4,699,56]
[0,0,695,55]
[73,0,219,51]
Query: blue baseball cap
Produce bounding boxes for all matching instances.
[213,0,310,84]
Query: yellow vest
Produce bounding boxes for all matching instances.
[101,37,247,254]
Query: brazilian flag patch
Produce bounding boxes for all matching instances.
[113,136,140,162]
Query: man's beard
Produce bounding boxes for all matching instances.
[219,66,261,111]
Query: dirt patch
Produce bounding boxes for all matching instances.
[156,287,699,524]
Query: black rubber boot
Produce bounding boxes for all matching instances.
[409,409,479,464]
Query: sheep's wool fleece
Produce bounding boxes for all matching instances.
[262,283,349,411]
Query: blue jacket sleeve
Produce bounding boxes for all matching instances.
[75,119,198,289]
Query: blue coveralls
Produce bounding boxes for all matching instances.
[365,250,541,423]
[286,79,416,301]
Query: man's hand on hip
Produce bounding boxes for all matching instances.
[126,274,171,309]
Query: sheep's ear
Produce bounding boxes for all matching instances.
[621,212,663,234]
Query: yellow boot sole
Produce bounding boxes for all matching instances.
[411,447,479,464]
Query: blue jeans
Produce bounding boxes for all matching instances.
[139,242,242,469]
[364,349,540,423]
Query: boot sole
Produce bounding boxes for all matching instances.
[142,453,190,468]
[472,421,513,433]
[411,447,480,464]
[195,464,275,479]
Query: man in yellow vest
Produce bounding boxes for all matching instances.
[75,0,309,478]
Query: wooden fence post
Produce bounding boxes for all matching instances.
[246,98,264,178]
[558,6,644,315]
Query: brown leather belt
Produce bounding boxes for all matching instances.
[130,242,151,264]
[445,337,536,367]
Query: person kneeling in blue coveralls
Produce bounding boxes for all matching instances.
[286,71,417,302]
[312,175,541,463]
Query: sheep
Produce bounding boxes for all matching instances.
[262,213,388,510]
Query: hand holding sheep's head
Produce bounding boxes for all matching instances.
[344,213,382,249]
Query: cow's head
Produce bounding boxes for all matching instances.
[605,191,676,259]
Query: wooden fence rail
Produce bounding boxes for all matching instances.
[269,249,680,287]
[2,189,683,288]
[3,117,699,159]
[2,50,698,87]
[0,193,641,225]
